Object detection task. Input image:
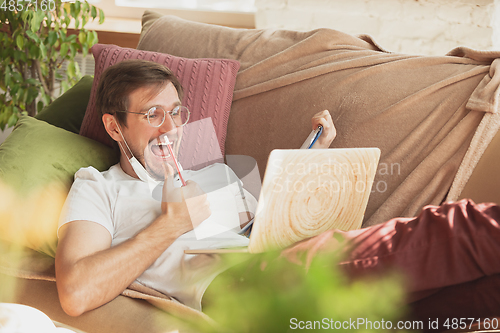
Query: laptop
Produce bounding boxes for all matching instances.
[185,147,381,254]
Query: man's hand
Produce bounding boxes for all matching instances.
[311,110,336,149]
[160,164,211,237]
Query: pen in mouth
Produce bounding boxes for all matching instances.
[151,142,172,159]
[161,135,186,186]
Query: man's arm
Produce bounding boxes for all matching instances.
[56,217,180,316]
[55,178,210,316]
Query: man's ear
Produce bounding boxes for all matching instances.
[102,114,123,142]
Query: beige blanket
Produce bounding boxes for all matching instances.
[138,13,500,227]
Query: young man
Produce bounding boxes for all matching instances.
[55,59,336,316]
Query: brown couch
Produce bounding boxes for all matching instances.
[2,11,500,333]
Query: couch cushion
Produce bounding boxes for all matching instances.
[0,116,118,257]
[35,75,93,134]
[79,44,240,170]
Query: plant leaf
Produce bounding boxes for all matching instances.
[69,43,77,58]
[74,60,81,76]
[39,43,47,58]
[21,10,30,22]
[10,84,20,96]
[48,31,57,46]
[29,43,39,58]
[12,71,22,83]
[75,1,81,15]
[26,87,39,105]
[7,112,18,128]
[0,49,9,60]
[13,51,21,62]
[82,43,88,58]
[67,61,75,78]
[16,87,24,102]
[26,78,40,86]
[61,80,69,94]
[16,35,24,50]
[21,88,28,104]
[37,100,45,113]
[66,34,77,43]
[26,30,40,44]
[78,31,86,44]
[31,11,43,33]
[42,93,50,105]
[4,66,11,87]
[99,9,105,24]
[60,43,69,58]
[91,30,98,46]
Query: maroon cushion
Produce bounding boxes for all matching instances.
[79,43,240,170]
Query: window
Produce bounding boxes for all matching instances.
[89,0,255,28]
[116,0,255,13]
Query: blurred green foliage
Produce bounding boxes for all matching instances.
[0,0,104,130]
[200,251,409,333]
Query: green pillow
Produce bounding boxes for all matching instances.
[0,116,118,257]
[35,75,93,134]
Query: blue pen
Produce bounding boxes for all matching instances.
[307,125,323,149]
[301,125,323,149]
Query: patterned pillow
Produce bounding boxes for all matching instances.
[79,43,240,170]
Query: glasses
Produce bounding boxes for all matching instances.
[116,105,190,127]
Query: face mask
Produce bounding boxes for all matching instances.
[114,120,162,191]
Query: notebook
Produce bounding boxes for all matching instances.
[185,147,381,254]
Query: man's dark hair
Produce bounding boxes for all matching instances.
[96,59,184,127]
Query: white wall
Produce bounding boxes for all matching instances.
[255,0,496,56]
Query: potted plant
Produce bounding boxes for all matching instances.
[0,0,105,130]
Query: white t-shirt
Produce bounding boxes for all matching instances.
[59,163,258,310]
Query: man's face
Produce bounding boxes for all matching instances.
[118,81,183,180]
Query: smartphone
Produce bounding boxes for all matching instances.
[300,125,323,149]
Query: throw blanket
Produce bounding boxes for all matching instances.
[138,13,500,227]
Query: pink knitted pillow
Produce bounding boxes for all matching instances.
[79,44,240,170]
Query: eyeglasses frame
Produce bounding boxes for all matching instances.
[115,105,190,128]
